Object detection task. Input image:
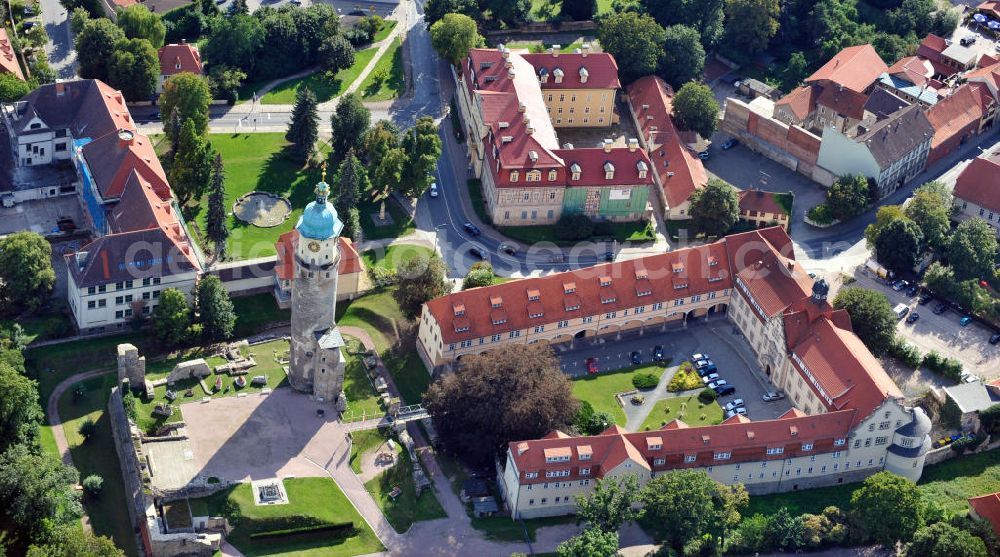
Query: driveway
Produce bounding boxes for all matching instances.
[850,272,1000,379]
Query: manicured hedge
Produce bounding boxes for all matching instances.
[632,372,659,390]
[698,388,717,404]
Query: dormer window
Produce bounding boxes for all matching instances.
[510,170,519,182]
[455,324,470,332]
[802,443,813,451]
[637,161,648,179]
[491,296,503,308]
[527,169,541,181]
[708,256,718,266]
[834,438,846,446]
[539,67,549,83]
[599,276,612,287]
[548,169,558,181]
[570,163,581,180]
[635,269,648,280]
[603,162,615,180]
[492,317,507,325]
[453,303,466,316]
[527,289,540,301]
[563,282,576,294]
[578,66,589,83]
[553,68,564,84]
[672,262,684,274]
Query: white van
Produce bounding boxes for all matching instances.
[894,303,910,319]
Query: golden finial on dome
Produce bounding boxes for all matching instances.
[321,161,327,183]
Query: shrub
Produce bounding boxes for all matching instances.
[922,351,963,381]
[807,204,834,225]
[554,213,595,241]
[667,367,703,392]
[82,474,104,497]
[367,265,397,288]
[78,419,97,441]
[951,433,987,454]
[122,390,138,421]
[697,388,717,404]
[632,372,659,390]
[888,339,922,369]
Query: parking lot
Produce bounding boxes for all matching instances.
[552,319,793,422]
[850,272,1000,378]
[0,195,86,238]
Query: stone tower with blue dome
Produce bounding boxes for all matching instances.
[289,167,347,405]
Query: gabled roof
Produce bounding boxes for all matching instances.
[954,155,1000,214]
[81,130,169,201]
[108,170,181,238]
[864,87,911,120]
[15,80,135,139]
[970,492,1000,536]
[626,75,708,209]
[551,147,654,187]
[520,51,621,90]
[943,381,1000,414]
[65,227,198,288]
[274,230,363,281]
[738,190,789,216]
[0,28,24,81]
[926,83,991,153]
[856,104,934,169]
[967,62,1000,94]
[158,43,203,77]
[815,85,870,120]
[734,248,812,319]
[806,45,888,93]
[887,56,933,87]
[775,85,820,121]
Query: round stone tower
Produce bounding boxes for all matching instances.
[289,168,347,404]
[884,407,933,482]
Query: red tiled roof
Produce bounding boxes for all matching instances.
[954,155,1000,214]
[0,29,24,81]
[81,130,170,201]
[738,190,789,216]
[275,230,363,281]
[507,410,856,485]
[551,147,654,187]
[108,170,183,242]
[977,0,1000,19]
[520,51,621,90]
[815,85,869,120]
[734,249,813,320]
[926,83,990,152]
[626,75,708,209]
[158,44,203,77]
[776,85,820,121]
[970,492,1000,535]
[806,45,888,93]
[65,227,198,288]
[916,34,947,63]
[967,62,1000,93]
[887,56,933,86]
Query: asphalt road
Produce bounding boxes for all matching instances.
[39,0,76,79]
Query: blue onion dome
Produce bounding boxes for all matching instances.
[295,169,343,240]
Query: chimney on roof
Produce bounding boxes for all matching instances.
[628,138,638,152]
[518,101,526,113]
[505,58,513,69]
[551,45,560,57]
[117,129,135,149]
[581,43,590,57]
[517,442,529,455]
[55,82,65,96]
[787,261,794,272]
[508,68,515,79]
[526,123,535,135]
[603,139,613,152]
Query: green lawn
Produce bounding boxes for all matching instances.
[505,39,595,54]
[1,312,73,345]
[336,289,430,405]
[528,0,611,19]
[187,477,384,557]
[373,19,397,42]
[364,449,447,533]
[260,47,379,104]
[342,343,383,421]
[59,374,139,557]
[199,133,325,260]
[349,427,392,474]
[572,364,666,426]
[361,245,434,272]
[359,38,405,101]
[358,195,415,241]
[232,293,291,337]
[638,393,724,431]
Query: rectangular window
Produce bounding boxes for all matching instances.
[115,310,123,318]
[87,301,96,309]
[87,286,96,295]
[766,447,784,455]
[714,452,731,460]
[684,455,696,463]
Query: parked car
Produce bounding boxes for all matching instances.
[653,345,664,362]
[586,357,598,374]
[698,151,710,160]
[893,303,910,319]
[691,353,708,362]
[694,358,715,369]
[721,138,739,150]
[723,399,746,412]
[714,384,736,396]
[762,390,785,401]
[892,280,908,291]
[990,333,1000,345]
[697,364,718,375]
[962,372,980,383]
[701,373,721,384]
[960,316,974,326]
[429,183,438,198]
[630,351,642,365]
[605,251,615,262]
[906,285,919,297]
[707,379,728,390]
[961,36,977,46]
[918,293,933,305]
[468,246,488,260]
[933,303,948,315]
[499,242,518,256]
[725,407,748,419]
[906,312,920,324]
[463,222,481,236]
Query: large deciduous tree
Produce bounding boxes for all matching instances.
[423,0,480,27]
[948,218,998,281]
[108,38,160,102]
[329,93,371,163]
[864,205,905,249]
[116,4,166,48]
[393,255,451,320]
[0,73,33,102]
[905,181,952,250]
[169,119,214,204]
[430,13,485,67]
[160,72,212,136]
[826,174,871,221]
[0,444,81,541]
[400,117,442,198]
[361,120,401,165]
[556,528,619,557]
[0,231,56,313]
[26,525,124,557]
[318,35,355,74]
[75,18,126,83]
[206,153,229,257]
[462,261,495,290]
[286,86,319,162]
[202,14,264,77]
[874,217,923,275]
[723,0,780,56]
[423,344,578,465]
[659,25,705,89]
[196,274,235,342]
[906,521,988,557]
[641,470,748,550]
[575,475,642,532]
[832,287,897,357]
[850,471,924,546]
[672,82,720,139]
[642,0,725,47]
[598,12,665,84]
[0,361,41,454]
[151,288,191,346]
[562,0,598,21]
[688,178,739,238]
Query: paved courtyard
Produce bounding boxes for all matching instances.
[180,388,350,483]
[0,195,86,237]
